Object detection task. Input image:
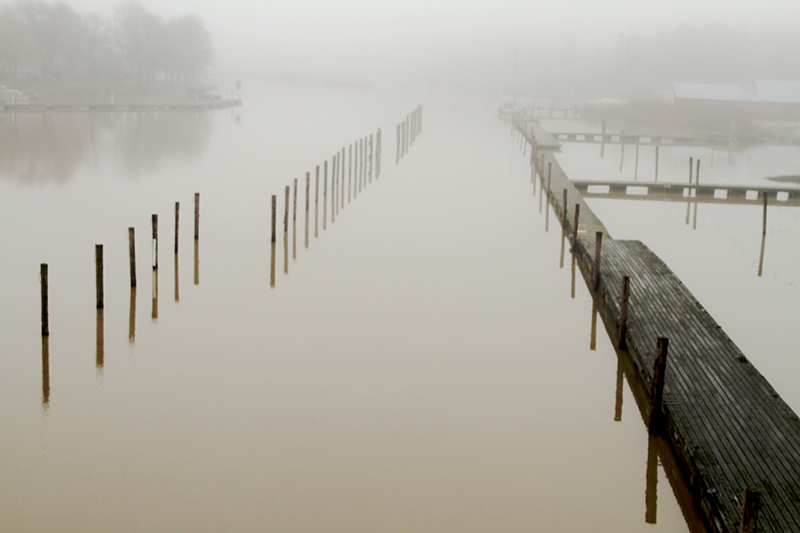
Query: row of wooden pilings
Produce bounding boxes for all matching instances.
[396,105,423,164]
[40,193,200,338]
[515,121,762,533]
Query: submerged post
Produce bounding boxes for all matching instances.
[174,202,179,254]
[271,195,276,244]
[128,227,137,288]
[41,263,49,336]
[592,231,603,291]
[618,276,630,349]
[95,244,104,309]
[648,337,670,434]
[194,193,199,241]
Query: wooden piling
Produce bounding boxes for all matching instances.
[194,193,199,241]
[686,157,694,225]
[538,156,545,213]
[193,239,199,285]
[174,202,179,254]
[284,185,290,233]
[323,160,328,230]
[350,143,355,200]
[654,146,659,182]
[271,194,276,243]
[40,263,49,336]
[545,163,552,231]
[152,214,158,270]
[571,204,580,251]
[739,488,760,533]
[369,134,374,183]
[562,189,568,226]
[315,166,319,237]
[592,231,603,291]
[645,434,659,524]
[95,244,104,309]
[128,227,136,288]
[332,155,337,222]
[648,337,669,434]
[341,147,346,208]
[618,276,630,349]
[305,172,310,248]
[758,193,768,277]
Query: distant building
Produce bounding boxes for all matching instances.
[673,80,800,121]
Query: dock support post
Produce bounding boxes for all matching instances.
[194,193,199,241]
[618,276,630,349]
[562,189,568,226]
[315,166,319,237]
[739,488,760,533]
[571,204,580,251]
[129,228,137,288]
[41,264,49,336]
[152,214,158,270]
[592,232,603,291]
[270,195,276,287]
[323,161,327,230]
[758,193,768,277]
[648,337,669,434]
[95,244,104,309]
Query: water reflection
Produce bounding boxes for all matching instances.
[174,254,180,302]
[41,336,50,408]
[194,239,199,285]
[129,287,137,343]
[96,308,104,372]
[152,269,158,321]
[0,111,212,183]
[646,434,659,524]
[590,301,598,351]
[614,357,624,422]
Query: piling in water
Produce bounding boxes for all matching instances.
[194,193,199,240]
[332,154,337,223]
[369,134,374,182]
[571,204,580,251]
[305,172,310,248]
[648,337,669,434]
[645,434,658,524]
[152,214,158,270]
[758,193,768,277]
[271,195,277,244]
[95,244,104,309]
[740,488,760,533]
[284,185,290,234]
[40,263,49,336]
[174,202,179,254]
[349,144,353,201]
[593,231,603,291]
[129,287,136,343]
[341,147,346,208]
[129,227,137,288]
[315,166,319,237]
[323,160,328,230]
[270,195,276,287]
[619,130,625,172]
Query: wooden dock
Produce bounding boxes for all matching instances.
[520,123,800,532]
[0,99,242,113]
[551,131,737,149]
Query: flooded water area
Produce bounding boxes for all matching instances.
[5,83,797,531]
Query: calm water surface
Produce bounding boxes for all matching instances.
[6,82,793,531]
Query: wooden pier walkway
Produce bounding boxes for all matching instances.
[551,130,737,149]
[517,121,800,532]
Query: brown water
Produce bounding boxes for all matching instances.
[2,82,774,531]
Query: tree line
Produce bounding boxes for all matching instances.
[0,0,213,87]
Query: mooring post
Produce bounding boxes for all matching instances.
[592,231,603,291]
[128,227,137,288]
[571,204,581,251]
[654,146,659,182]
[369,133,374,182]
[41,263,49,336]
[693,159,701,230]
[315,165,319,237]
[331,155,336,223]
[194,193,199,241]
[686,157,694,225]
[174,202,179,254]
[600,119,606,158]
[284,185,290,233]
[545,163,552,231]
[562,189,568,226]
[271,195,276,244]
[95,244,104,309]
[152,214,158,270]
[648,337,670,434]
[305,172,310,248]
[739,488,760,533]
[758,193,768,277]
[323,160,328,230]
[618,276,630,349]
[270,195,276,288]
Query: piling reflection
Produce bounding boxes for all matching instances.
[129,287,137,343]
[194,240,199,285]
[270,242,276,288]
[174,255,180,302]
[571,255,576,299]
[590,301,598,351]
[152,269,158,321]
[0,112,212,184]
[646,434,659,524]
[283,232,289,274]
[96,308,104,372]
[41,336,50,408]
[614,357,624,422]
[758,195,768,277]
[559,228,566,269]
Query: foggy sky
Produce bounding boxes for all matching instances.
[61,0,800,91]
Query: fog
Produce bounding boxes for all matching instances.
[57,0,800,95]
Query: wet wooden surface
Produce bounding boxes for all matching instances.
[523,125,800,532]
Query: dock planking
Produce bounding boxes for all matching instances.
[522,122,800,532]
